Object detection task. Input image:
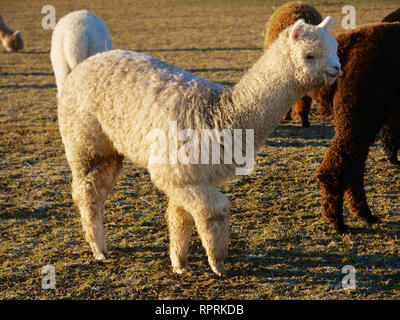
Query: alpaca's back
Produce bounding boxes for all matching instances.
[50,10,112,97]
[59,50,223,168]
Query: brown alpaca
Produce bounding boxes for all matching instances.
[0,12,23,52]
[380,8,400,164]
[310,22,400,233]
[264,2,322,127]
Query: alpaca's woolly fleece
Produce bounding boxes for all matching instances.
[58,18,340,275]
[264,2,322,127]
[0,11,23,52]
[310,21,400,233]
[264,1,322,49]
[380,8,400,165]
[50,10,112,97]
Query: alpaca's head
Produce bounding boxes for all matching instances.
[3,30,24,52]
[285,16,341,88]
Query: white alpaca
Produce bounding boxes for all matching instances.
[58,17,340,276]
[0,11,23,52]
[50,10,112,98]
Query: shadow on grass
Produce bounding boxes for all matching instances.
[0,84,56,89]
[0,203,71,219]
[265,124,335,148]
[0,72,54,77]
[225,220,399,281]
[18,50,50,54]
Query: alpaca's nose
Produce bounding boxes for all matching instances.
[333,65,341,72]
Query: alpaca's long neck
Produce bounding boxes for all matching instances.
[0,13,13,38]
[216,36,304,149]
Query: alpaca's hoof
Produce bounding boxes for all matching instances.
[93,249,110,261]
[172,265,191,275]
[301,121,310,128]
[364,215,381,226]
[388,157,400,166]
[335,223,349,234]
[210,262,226,276]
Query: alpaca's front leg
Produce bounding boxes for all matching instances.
[193,210,230,276]
[166,202,194,274]
[165,184,231,276]
[316,139,349,233]
[79,204,109,260]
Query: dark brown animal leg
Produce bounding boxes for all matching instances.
[316,139,349,233]
[381,117,400,165]
[293,95,312,128]
[284,108,293,120]
[344,158,381,226]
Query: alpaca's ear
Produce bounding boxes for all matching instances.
[13,30,21,36]
[317,16,336,31]
[290,19,306,41]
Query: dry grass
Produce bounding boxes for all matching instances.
[0,0,399,300]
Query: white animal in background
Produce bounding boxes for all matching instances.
[50,10,112,97]
[58,17,340,276]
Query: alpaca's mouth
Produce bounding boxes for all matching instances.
[326,71,340,78]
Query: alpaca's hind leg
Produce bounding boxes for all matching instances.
[317,125,378,233]
[71,155,123,260]
[381,117,400,165]
[317,138,353,233]
[284,109,293,121]
[166,202,194,274]
[294,95,312,128]
[166,185,231,276]
[344,154,380,226]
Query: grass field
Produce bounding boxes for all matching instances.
[0,0,399,300]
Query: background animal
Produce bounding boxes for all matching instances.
[264,2,322,128]
[310,21,400,233]
[50,10,112,98]
[0,11,23,52]
[379,8,400,165]
[58,18,340,275]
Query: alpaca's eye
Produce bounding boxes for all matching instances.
[306,55,315,60]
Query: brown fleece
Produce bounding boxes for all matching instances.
[310,21,400,233]
[379,9,400,164]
